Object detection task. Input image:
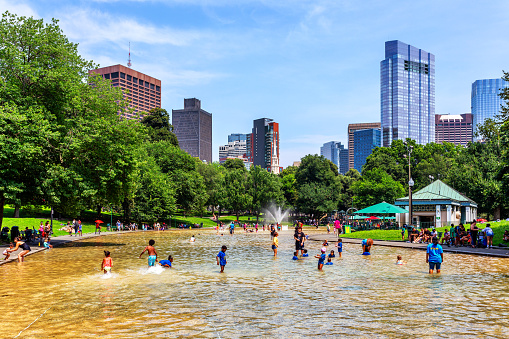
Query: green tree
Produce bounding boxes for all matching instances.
[196,161,225,217]
[294,155,342,217]
[279,166,298,208]
[352,168,406,209]
[140,107,178,145]
[338,169,361,211]
[221,158,246,170]
[223,168,252,220]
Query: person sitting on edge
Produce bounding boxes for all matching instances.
[337,238,343,258]
[159,255,173,268]
[328,250,335,259]
[43,237,53,249]
[441,230,451,246]
[315,247,326,270]
[139,239,158,266]
[325,257,333,265]
[292,251,299,260]
[426,237,443,274]
[362,239,373,255]
[302,249,309,257]
[101,251,112,274]
[503,230,509,242]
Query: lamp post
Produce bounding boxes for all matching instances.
[403,141,414,227]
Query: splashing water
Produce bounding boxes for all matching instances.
[263,204,291,230]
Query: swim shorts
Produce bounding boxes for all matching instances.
[429,262,441,270]
[104,266,111,272]
[295,242,303,250]
[271,245,277,250]
[362,252,371,256]
[148,255,157,266]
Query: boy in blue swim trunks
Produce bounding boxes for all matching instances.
[139,239,158,266]
[426,237,443,274]
[315,247,326,270]
[217,245,227,273]
[337,238,343,258]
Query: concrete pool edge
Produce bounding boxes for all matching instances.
[308,234,509,258]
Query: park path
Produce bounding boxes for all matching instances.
[308,233,509,258]
[0,230,133,266]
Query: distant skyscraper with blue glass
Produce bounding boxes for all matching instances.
[471,78,508,138]
[320,141,349,174]
[353,129,381,173]
[228,133,247,143]
[381,40,435,147]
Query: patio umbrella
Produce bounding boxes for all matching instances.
[354,202,408,214]
[366,216,380,220]
[95,220,104,224]
[350,215,368,220]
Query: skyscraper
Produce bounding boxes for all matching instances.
[320,141,349,174]
[219,134,249,167]
[246,118,280,174]
[435,113,473,147]
[381,40,435,147]
[353,128,381,173]
[172,98,212,163]
[348,122,380,170]
[89,64,161,119]
[471,78,508,137]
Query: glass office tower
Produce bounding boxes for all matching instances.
[381,40,435,147]
[471,78,508,138]
[320,141,348,174]
[353,128,381,173]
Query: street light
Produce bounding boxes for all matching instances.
[403,141,414,227]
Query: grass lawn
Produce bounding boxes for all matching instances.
[339,221,509,246]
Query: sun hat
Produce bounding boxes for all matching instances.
[321,247,326,253]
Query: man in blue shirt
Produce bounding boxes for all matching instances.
[426,237,444,274]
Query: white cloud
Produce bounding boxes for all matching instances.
[0,0,38,17]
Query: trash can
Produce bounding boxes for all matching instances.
[345,225,351,234]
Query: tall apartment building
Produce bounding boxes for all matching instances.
[320,141,349,174]
[353,128,381,173]
[219,134,249,166]
[172,98,212,163]
[381,40,435,147]
[246,118,280,174]
[435,114,473,147]
[89,64,161,119]
[348,122,381,170]
[471,78,509,138]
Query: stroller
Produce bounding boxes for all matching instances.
[1,227,9,242]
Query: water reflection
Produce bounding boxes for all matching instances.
[1,229,509,338]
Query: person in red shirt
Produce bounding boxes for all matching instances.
[102,251,112,274]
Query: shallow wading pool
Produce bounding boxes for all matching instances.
[1,229,509,338]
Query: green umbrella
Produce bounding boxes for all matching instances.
[354,202,408,214]
[350,215,368,220]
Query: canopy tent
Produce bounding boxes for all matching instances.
[354,202,408,214]
[349,215,368,220]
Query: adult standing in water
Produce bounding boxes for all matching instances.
[294,226,305,256]
[11,237,31,262]
[469,220,479,248]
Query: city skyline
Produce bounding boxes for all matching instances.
[5,0,509,167]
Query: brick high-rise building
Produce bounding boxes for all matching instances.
[435,113,473,147]
[172,98,212,163]
[246,118,280,174]
[348,122,381,170]
[89,64,161,119]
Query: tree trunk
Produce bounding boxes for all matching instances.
[494,207,501,221]
[14,205,20,218]
[122,198,131,224]
[236,210,239,221]
[256,212,259,223]
[96,205,102,219]
[0,195,5,228]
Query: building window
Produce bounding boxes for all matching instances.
[150,84,155,90]
[111,72,119,79]
[145,82,149,88]
[127,75,132,81]
[139,80,144,86]
[104,73,110,79]
[133,77,138,83]
[120,72,126,79]
[156,86,160,92]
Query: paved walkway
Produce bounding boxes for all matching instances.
[308,234,509,258]
[0,231,132,266]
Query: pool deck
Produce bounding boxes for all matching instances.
[0,231,132,266]
[308,234,509,258]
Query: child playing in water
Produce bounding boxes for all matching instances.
[217,245,227,273]
[139,239,158,266]
[302,249,309,257]
[395,255,406,265]
[101,251,112,274]
[325,257,333,265]
[322,240,329,247]
[190,235,196,242]
[159,255,173,268]
[292,251,299,260]
[362,239,373,255]
[328,250,335,259]
[3,243,14,260]
[426,237,443,274]
[337,238,343,258]
[272,232,279,257]
[315,247,326,270]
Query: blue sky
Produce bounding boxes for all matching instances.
[3,0,509,166]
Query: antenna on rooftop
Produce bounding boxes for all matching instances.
[127,42,132,68]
